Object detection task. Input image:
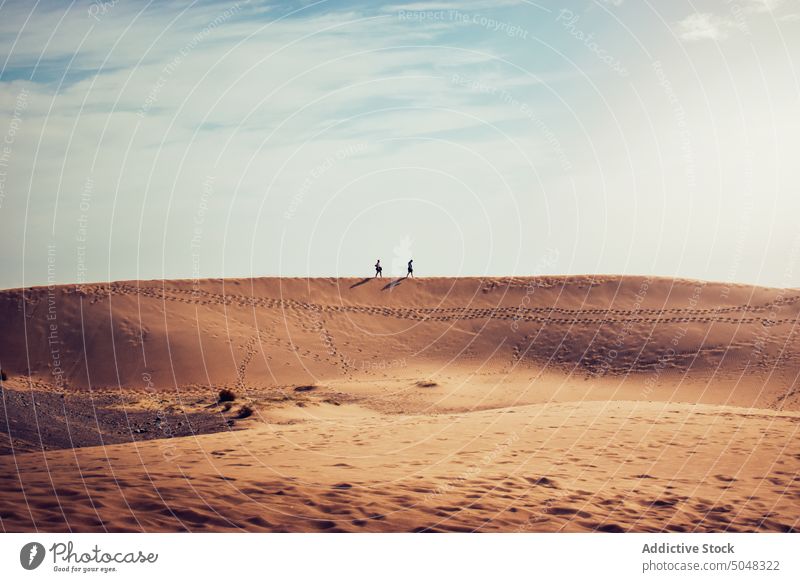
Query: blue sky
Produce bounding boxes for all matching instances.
[1,0,799,288]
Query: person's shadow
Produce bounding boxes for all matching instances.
[350,278,373,289]
[382,278,404,291]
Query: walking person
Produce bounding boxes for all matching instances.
[406,259,414,278]
[375,259,383,278]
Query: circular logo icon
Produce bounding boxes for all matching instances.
[20,542,46,570]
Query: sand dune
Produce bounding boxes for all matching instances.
[1,275,799,531]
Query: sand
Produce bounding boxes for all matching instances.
[0,275,798,532]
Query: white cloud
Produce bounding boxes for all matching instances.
[679,1,796,42]
[677,12,733,41]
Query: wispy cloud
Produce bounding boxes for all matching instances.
[382,0,526,11]
[739,0,784,13]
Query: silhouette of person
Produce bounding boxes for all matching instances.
[406,259,414,278]
[375,259,383,278]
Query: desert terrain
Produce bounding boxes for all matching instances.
[0,275,798,532]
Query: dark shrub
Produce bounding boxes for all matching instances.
[218,388,236,403]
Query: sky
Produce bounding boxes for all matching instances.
[1,0,799,288]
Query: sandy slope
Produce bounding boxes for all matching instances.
[0,275,799,532]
